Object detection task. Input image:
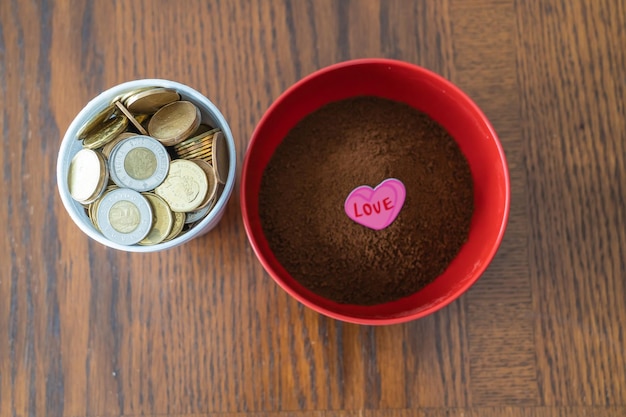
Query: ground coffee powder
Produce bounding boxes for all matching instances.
[258,96,474,305]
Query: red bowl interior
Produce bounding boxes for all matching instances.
[241,59,510,325]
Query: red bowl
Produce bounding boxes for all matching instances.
[241,59,510,325]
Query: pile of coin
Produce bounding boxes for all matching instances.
[67,86,229,246]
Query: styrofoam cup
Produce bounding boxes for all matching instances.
[57,79,236,252]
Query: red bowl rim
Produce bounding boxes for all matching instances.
[241,58,511,325]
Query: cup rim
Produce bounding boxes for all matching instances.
[57,79,237,252]
[241,58,511,324]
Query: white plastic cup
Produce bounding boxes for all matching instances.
[57,79,237,252]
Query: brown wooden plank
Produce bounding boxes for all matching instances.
[449,0,539,406]
[1,1,67,416]
[55,406,626,417]
[515,0,626,406]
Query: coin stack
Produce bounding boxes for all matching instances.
[67,87,229,246]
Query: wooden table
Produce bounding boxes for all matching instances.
[1,1,624,416]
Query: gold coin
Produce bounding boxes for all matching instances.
[138,114,151,132]
[163,211,186,242]
[192,124,213,137]
[102,132,136,158]
[88,200,99,230]
[177,145,212,159]
[115,87,154,107]
[174,145,200,156]
[77,103,117,140]
[174,143,213,160]
[139,193,174,245]
[175,128,218,148]
[176,146,213,160]
[174,129,219,152]
[88,186,115,231]
[148,101,201,146]
[175,226,192,238]
[211,131,229,184]
[125,87,181,114]
[180,148,213,162]
[114,101,148,135]
[68,149,106,203]
[82,151,110,204]
[176,137,213,154]
[179,139,212,153]
[189,159,218,209]
[180,149,213,158]
[135,114,152,132]
[173,135,209,152]
[154,159,208,212]
[175,135,215,155]
[82,114,129,150]
[135,113,150,125]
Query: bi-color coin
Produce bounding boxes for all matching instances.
[108,135,170,192]
[102,132,136,158]
[96,188,153,245]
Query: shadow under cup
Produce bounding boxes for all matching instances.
[241,59,510,324]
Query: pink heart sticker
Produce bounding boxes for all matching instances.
[344,178,406,230]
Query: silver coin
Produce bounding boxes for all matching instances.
[211,131,229,184]
[108,135,170,191]
[96,188,153,245]
[106,137,126,186]
[184,203,212,224]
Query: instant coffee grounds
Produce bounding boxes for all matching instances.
[258,96,474,305]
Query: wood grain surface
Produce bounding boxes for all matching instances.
[1,1,624,416]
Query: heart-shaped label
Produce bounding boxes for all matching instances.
[344,178,406,230]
